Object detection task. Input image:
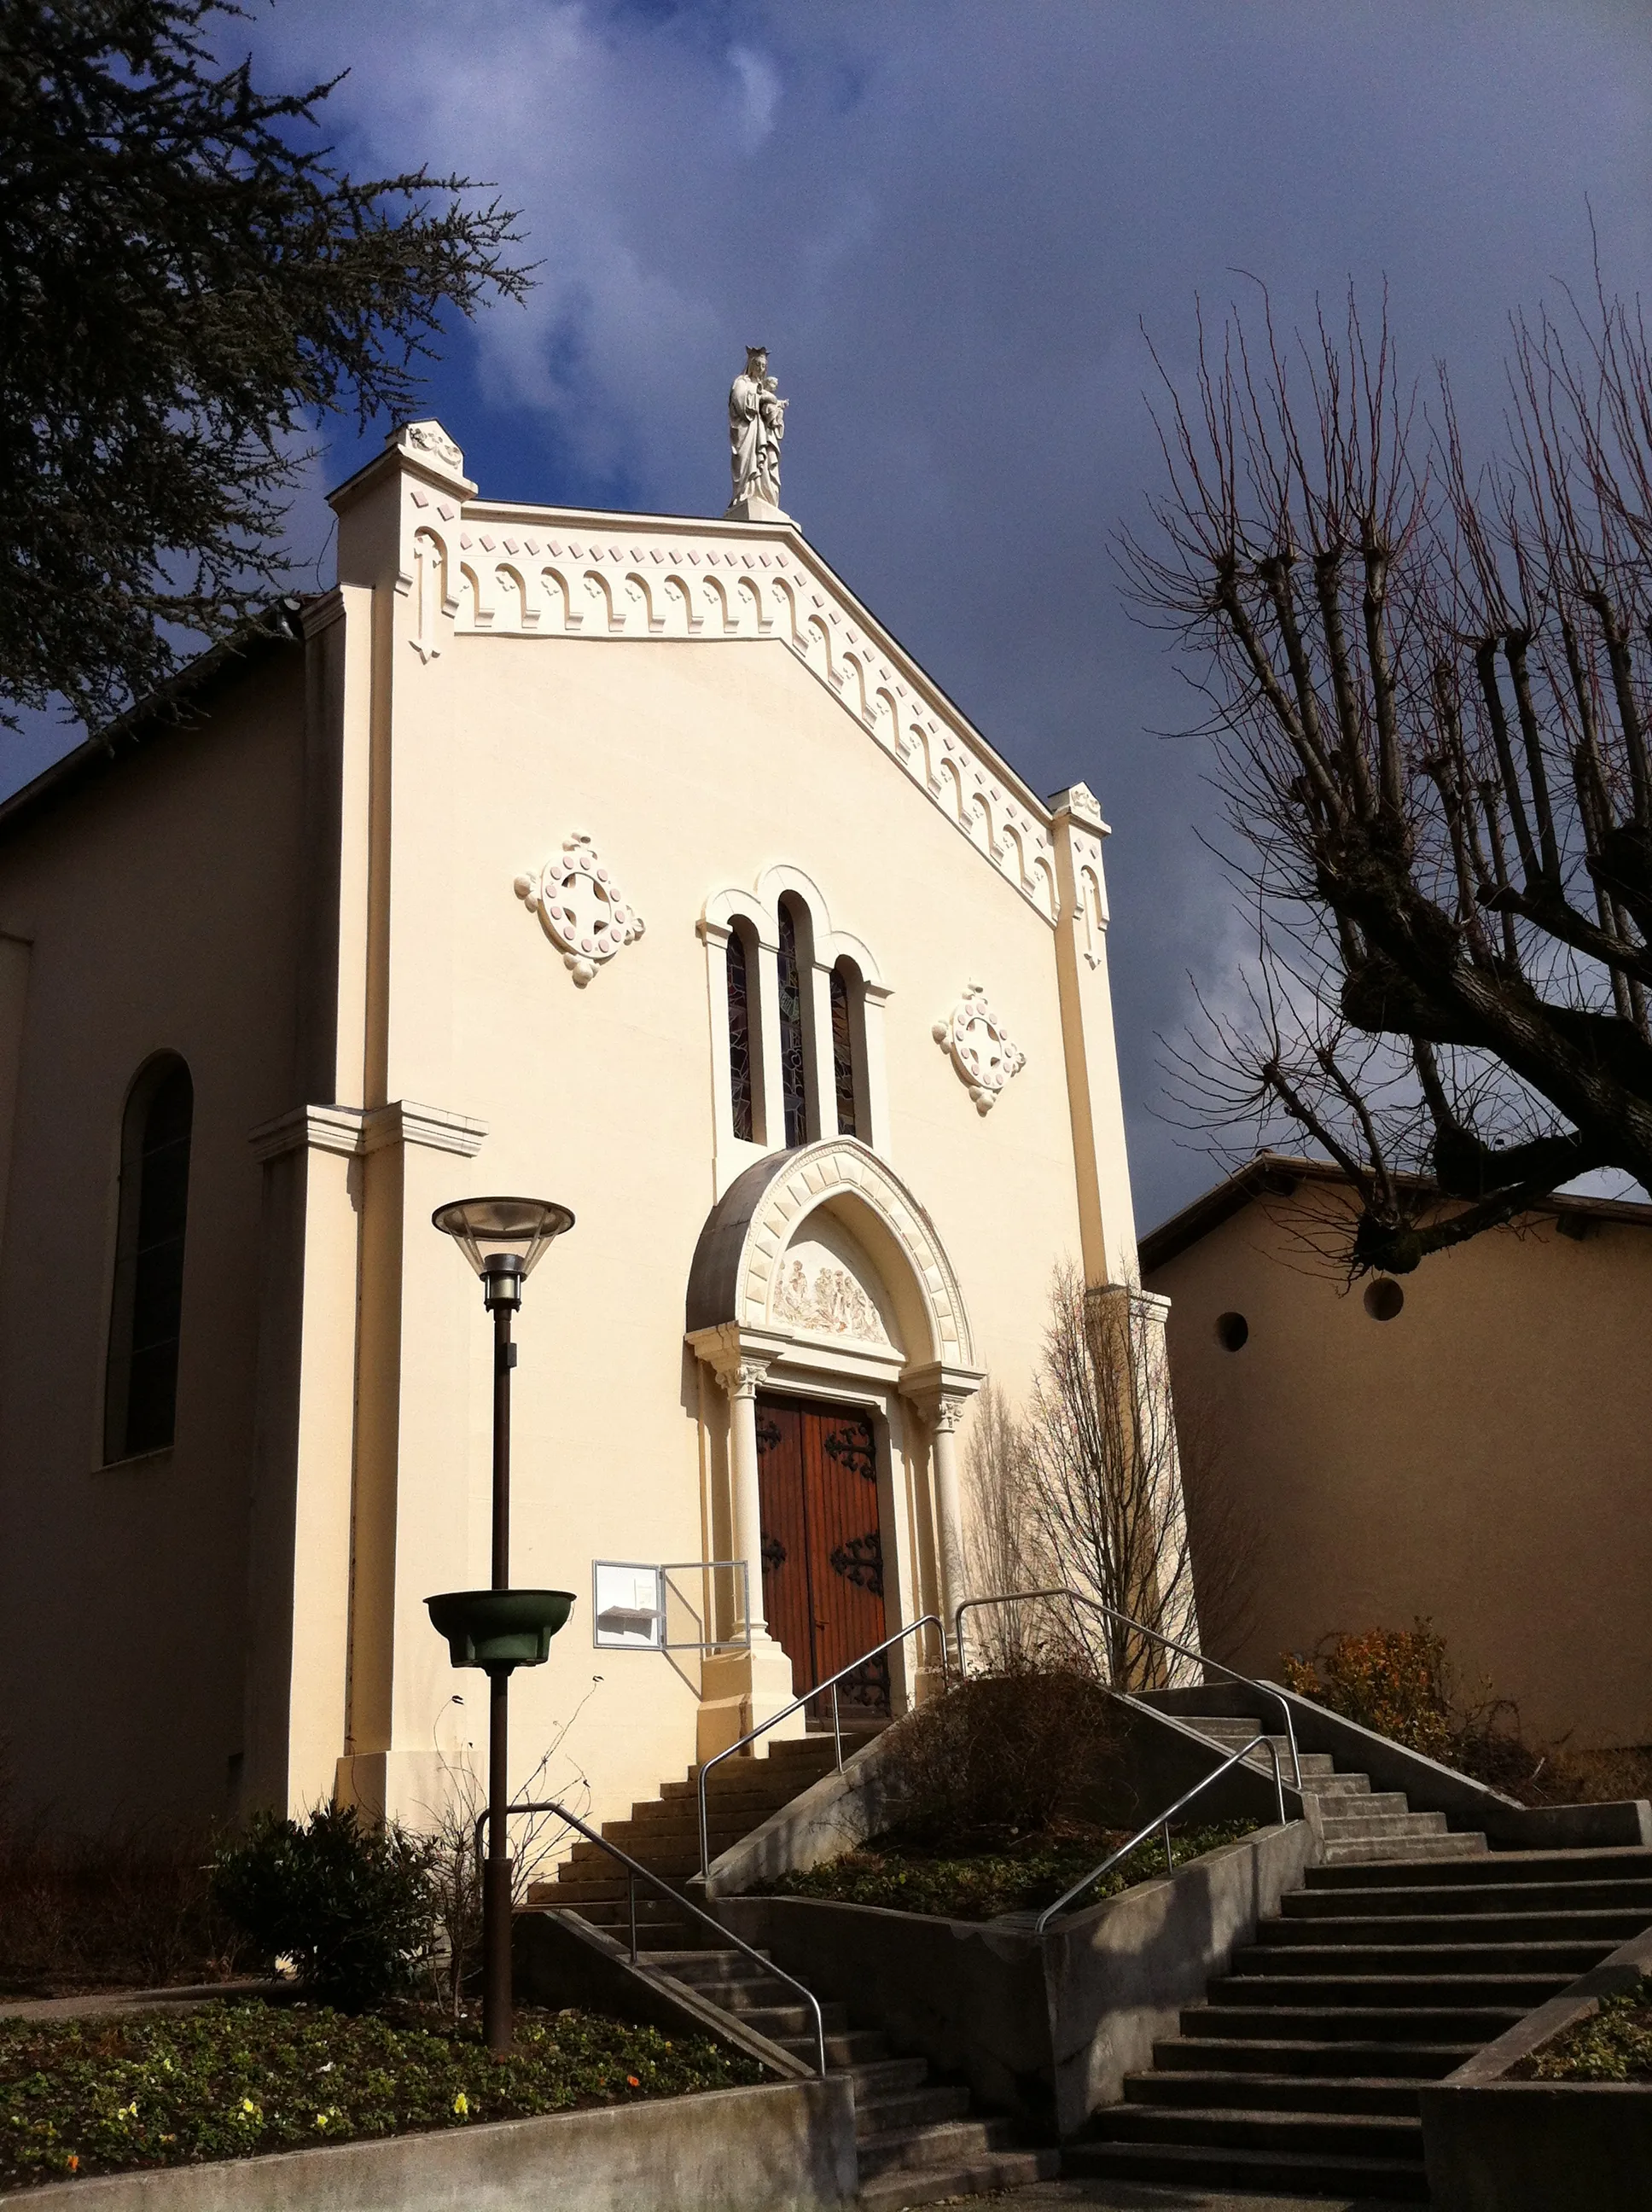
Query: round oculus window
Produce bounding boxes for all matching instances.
[1364,1278,1405,1322]
[1215,1311,1249,1352]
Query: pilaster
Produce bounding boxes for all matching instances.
[1050,783,1140,1287]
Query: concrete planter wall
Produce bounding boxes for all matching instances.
[0,2079,858,2212]
[718,1819,1316,2137]
[701,1696,1301,1901]
[1422,1927,1652,2212]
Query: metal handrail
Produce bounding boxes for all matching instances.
[482,1798,828,2078]
[954,1586,1302,1795]
[1034,1732,1285,1934]
[697,1613,948,1880]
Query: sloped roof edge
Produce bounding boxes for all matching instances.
[1139,1152,1652,1276]
[0,599,305,845]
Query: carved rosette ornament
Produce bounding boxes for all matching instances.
[515,834,644,986]
[933,984,1026,1115]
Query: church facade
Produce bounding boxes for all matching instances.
[0,411,1168,1839]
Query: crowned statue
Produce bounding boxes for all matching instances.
[726,346,789,520]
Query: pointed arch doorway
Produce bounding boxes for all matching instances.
[755,1394,889,1717]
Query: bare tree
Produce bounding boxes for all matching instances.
[1126,269,1652,1274]
[962,1379,1052,1671]
[1019,1266,1202,1690]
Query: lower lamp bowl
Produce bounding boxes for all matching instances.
[426,1588,575,1673]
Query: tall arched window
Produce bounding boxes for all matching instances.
[726,924,755,1143]
[830,963,859,1137]
[776,902,809,1148]
[104,1057,194,1461]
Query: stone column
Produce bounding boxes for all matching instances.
[928,1392,969,1651]
[724,1355,772,1639]
[690,1326,806,1759]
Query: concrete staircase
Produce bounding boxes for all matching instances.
[1067,1844,1652,2200]
[528,1727,1057,2206]
[1170,1709,1491,1866]
[524,1732,854,1941]
[649,1944,1059,2209]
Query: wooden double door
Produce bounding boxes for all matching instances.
[755,1394,890,1716]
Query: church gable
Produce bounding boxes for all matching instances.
[390,433,1060,924]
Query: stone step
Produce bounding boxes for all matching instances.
[1210,1970,1575,2009]
[697,1977,811,2017]
[855,2083,973,2138]
[1317,1811,1449,1841]
[1124,2070,1424,2115]
[1322,1833,1488,1865]
[857,2146,1059,2211]
[533,1878,691,1912]
[1293,1873,1652,1913]
[1063,2137,1428,2202]
[837,2056,931,2099]
[1305,1848,1652,1889]
[736,2000,851,2038]
[1093,2102,1422,2159]
[1154,2035,1475,2079]
[641,1955,778,1990]
[556,1901,695,1942]
[1183,2001,1527,2043]
[1264,1905,1652,1941]
[568,1837,705,1873]
[777,2027,888,2067]
[857,2115,1020,2180]
[1235,1938,1618,1976]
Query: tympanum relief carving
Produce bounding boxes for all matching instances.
[515,833,645,986]
[770,1258,891,1345]
[934,985,1026,1114]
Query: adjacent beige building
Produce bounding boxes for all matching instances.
[0,418,1160,1837]
[1143,1157,1652,1750]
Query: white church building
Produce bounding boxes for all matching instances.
[0,381,1171,1839]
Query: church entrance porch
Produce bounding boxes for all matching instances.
[755,1394,889,1720]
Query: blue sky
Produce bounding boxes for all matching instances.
[9,1,1649,1223]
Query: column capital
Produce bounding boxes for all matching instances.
[687,1322,789,1396]
[902,1359,986,1429]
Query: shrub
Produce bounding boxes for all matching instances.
[0,1824,246,1999]
[1281,1621,1652,1808]
[876,1667,1122,1851]
[209,1807,438,2008]
[1282,1621,1455,1761]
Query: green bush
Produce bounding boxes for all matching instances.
[0,1999,761,2186]
[1521,1978,1652,2082]
[766,1820,1254,1921]
[208,1807,438,2008]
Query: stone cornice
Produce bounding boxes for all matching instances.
[249,1099,487,1163]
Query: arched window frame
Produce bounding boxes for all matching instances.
[103,1053,194,1464]
[829,958,870,1139]
[724,917,764,1144]
[701,870,890,1183]
[776,893,818,1150]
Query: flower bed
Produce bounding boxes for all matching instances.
[0,1997,762,2189]
[1515,1974,1652,2082]
[760,1821,1254,1921]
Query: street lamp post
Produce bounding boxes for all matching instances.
[427,1196,575,2056]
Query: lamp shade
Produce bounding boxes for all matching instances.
[431,1196,574,1278]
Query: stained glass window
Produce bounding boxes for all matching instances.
[830,964,858,1135]
[726,928,754,1141]
[777,902,808,1147]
